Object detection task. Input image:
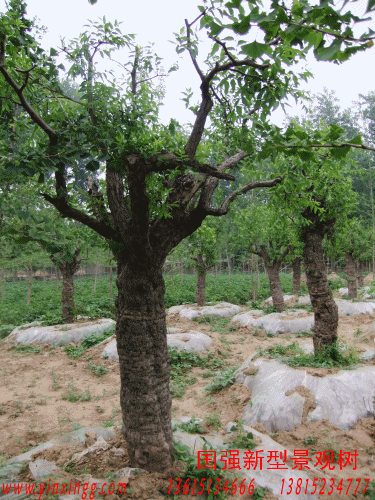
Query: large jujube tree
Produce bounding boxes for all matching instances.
[1,0,374,473]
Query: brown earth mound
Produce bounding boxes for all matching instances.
[327,272,346,284]
[364,273,375,285]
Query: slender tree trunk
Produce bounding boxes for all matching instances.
[357,261,364,287]
[0,270,5,300]
[265,263,285,312]
[13,269,18,282]
[302,219,338,353]
[116,260,174,472]
[345,253,357,299]
[292,257,302,294]
[93,262,99,294]
[55,267,59,291]
[195,254,206,306]
[179,261,183,280]
[109,261,113,300]
[226,248,231,282]
[27,263,33,307]
[250,254,257,302]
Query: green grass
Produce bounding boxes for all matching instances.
[204,366,240,394]
[226,420,257,450]
[61,382,92,403]
[164,272,294,307]
[258,340,361,369]
[192,315,238,334]
[0,272,296,328]
[174,417,205,434]
[63,326,115,358]
[168,346,228,398]
[171,437,267,500]
[0,275,116,326]
[10,344,43,355]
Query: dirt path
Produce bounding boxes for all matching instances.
[0,308,374,499]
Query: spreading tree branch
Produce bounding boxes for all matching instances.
[0,37,58,146]
[281,142,375,153]
[201,174,285,216]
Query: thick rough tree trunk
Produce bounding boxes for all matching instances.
[292,257,302,294]
[116,260,174,472]
[265,264,285,312]
[195,254,206,306]
[357,260,365,287]
[345,252,357,299]
[302,221,338,353]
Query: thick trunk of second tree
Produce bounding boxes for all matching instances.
[195,254,206,306]
[357,260,365,287]
[265,264,285,312]
[60,269,75,323]
[115,260,174,472]
[302,223,338,353]
[345,253,357,299]
[50,248,81,323]
[292,257,302,294]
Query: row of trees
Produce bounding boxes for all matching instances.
[1,0,375,474]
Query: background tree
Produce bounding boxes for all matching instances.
[234,203,297,312]
[270,122,359,352]
[184,218,220,306]
[1,179,87,322]
[327,217,373,297]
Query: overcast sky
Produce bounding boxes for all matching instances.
[1,0,374,127]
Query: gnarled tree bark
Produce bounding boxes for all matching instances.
[50,247,81,323]
[345,252,357,299]
[302,210,338,353]
[115,258,174,472]
[356,260,365,287]
[252,244,291,313]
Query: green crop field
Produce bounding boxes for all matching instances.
[0,272,297,329]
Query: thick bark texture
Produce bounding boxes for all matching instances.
[195,254,206,306]
[115,261,174,473]
[302,221,338,352]
[345,253,357,299]
[254,244,291,313]
[292,257,302,294]
[265,264,285,312]
[50,248,81,323]
[357,260,365,287]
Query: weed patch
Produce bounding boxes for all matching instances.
[61,382,92,403]
[64,327,115,359]
[11,344,42,355]
[226,420,257,450]
[284,342,360,369]
[87,363,109,377]
[175,418,205,434]
[193,315,238,334]
[205,366,239,394]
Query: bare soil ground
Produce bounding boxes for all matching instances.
[0,306,374,500]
